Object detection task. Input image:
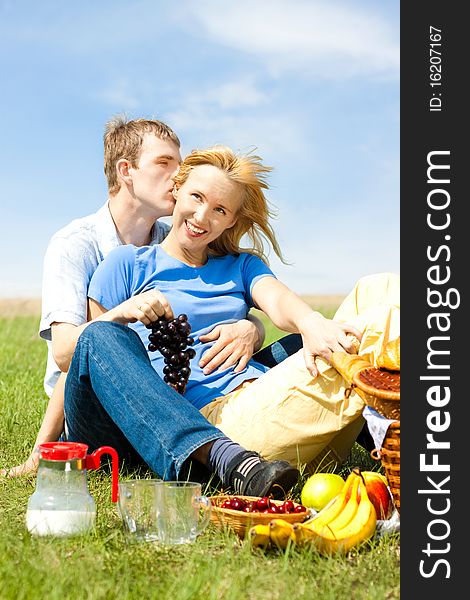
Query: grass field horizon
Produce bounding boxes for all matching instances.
[0,304,400,600]
[0,294,347,317]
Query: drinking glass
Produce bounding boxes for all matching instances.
[156,481,211,545]
[118,479,161,542]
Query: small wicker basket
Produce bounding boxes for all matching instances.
[209,495,309,539]
[352,367,400,420]
[371,421,400,514]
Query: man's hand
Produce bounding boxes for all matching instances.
[299,312,363,378]
[0,451,39,478]
[198,319,261,375]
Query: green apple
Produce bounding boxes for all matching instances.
[300,472,345,511]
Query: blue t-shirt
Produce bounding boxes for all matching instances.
[88,245,275,409]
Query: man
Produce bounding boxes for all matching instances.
[4,116,302,480]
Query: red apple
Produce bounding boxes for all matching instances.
[360,471,394,520]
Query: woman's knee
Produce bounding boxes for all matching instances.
[79,321,143,351]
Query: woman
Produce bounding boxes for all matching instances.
[86,146,384,472]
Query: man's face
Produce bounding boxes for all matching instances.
[128,133,182,218]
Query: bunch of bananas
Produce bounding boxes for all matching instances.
[249,468,377,555]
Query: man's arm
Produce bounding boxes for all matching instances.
[197,314,265,374]
[53,287,175,372]
[40,235,96,343]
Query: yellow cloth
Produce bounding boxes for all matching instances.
[334,272,400,366]
[200,272,400,472]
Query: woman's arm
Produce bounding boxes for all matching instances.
[251,277,362,376]
[52,289,174,372]
[1,373,67,477]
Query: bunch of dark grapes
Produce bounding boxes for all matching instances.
[147,314,196,394]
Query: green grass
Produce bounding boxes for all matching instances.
[0,315,399,600]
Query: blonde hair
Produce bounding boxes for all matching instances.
[173,146,285,264]
[104,115,181,195]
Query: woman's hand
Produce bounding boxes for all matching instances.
[198,319,260,374]
[107,289,174,327]
[0,451,39,478]
[299,312,362,377]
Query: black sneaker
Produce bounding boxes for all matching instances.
[224,451,299,499]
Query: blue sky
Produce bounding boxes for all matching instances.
[0,0,399,297]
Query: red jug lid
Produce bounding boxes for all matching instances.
[39,442,89,461]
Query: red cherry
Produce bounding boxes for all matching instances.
[294,504,307,513]
[246,501,257,512]
[243,506,253,513]
[230,497,247,511]
[267,506,279,513]
[256,497,271,510]
[282,500,295,513]
[220,500,232,509]
[276,504,286,514]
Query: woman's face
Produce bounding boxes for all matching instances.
[172,164,242,252]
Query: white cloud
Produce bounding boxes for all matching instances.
[178,0,399,80]
[170,79,268,117]
[167,102,308,160]
[166,78,280,154]
[209,80,268,110]
[165,78,307,158]
[95,78,141,110]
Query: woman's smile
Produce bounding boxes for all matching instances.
[184,220,207,237]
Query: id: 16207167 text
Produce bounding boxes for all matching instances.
[429,26,442,112]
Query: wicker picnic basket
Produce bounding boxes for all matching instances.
[330,349,401,514]
[371,421,400,514]
[352,365,401,514]
[209,495,309,539]
[353,366,400,512]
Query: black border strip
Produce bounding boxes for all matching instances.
[401,2,466,595]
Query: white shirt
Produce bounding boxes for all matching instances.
[39,202,170,397]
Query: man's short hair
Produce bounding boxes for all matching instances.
[104,115,181,195]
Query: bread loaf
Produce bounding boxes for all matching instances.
[376,337,400,371]
[330,352,374,386]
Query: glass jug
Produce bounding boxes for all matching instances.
[26,442,119,537]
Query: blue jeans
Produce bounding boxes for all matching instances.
[64,324,303,479]
[253,334,302,368]
[64,322,225,479]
